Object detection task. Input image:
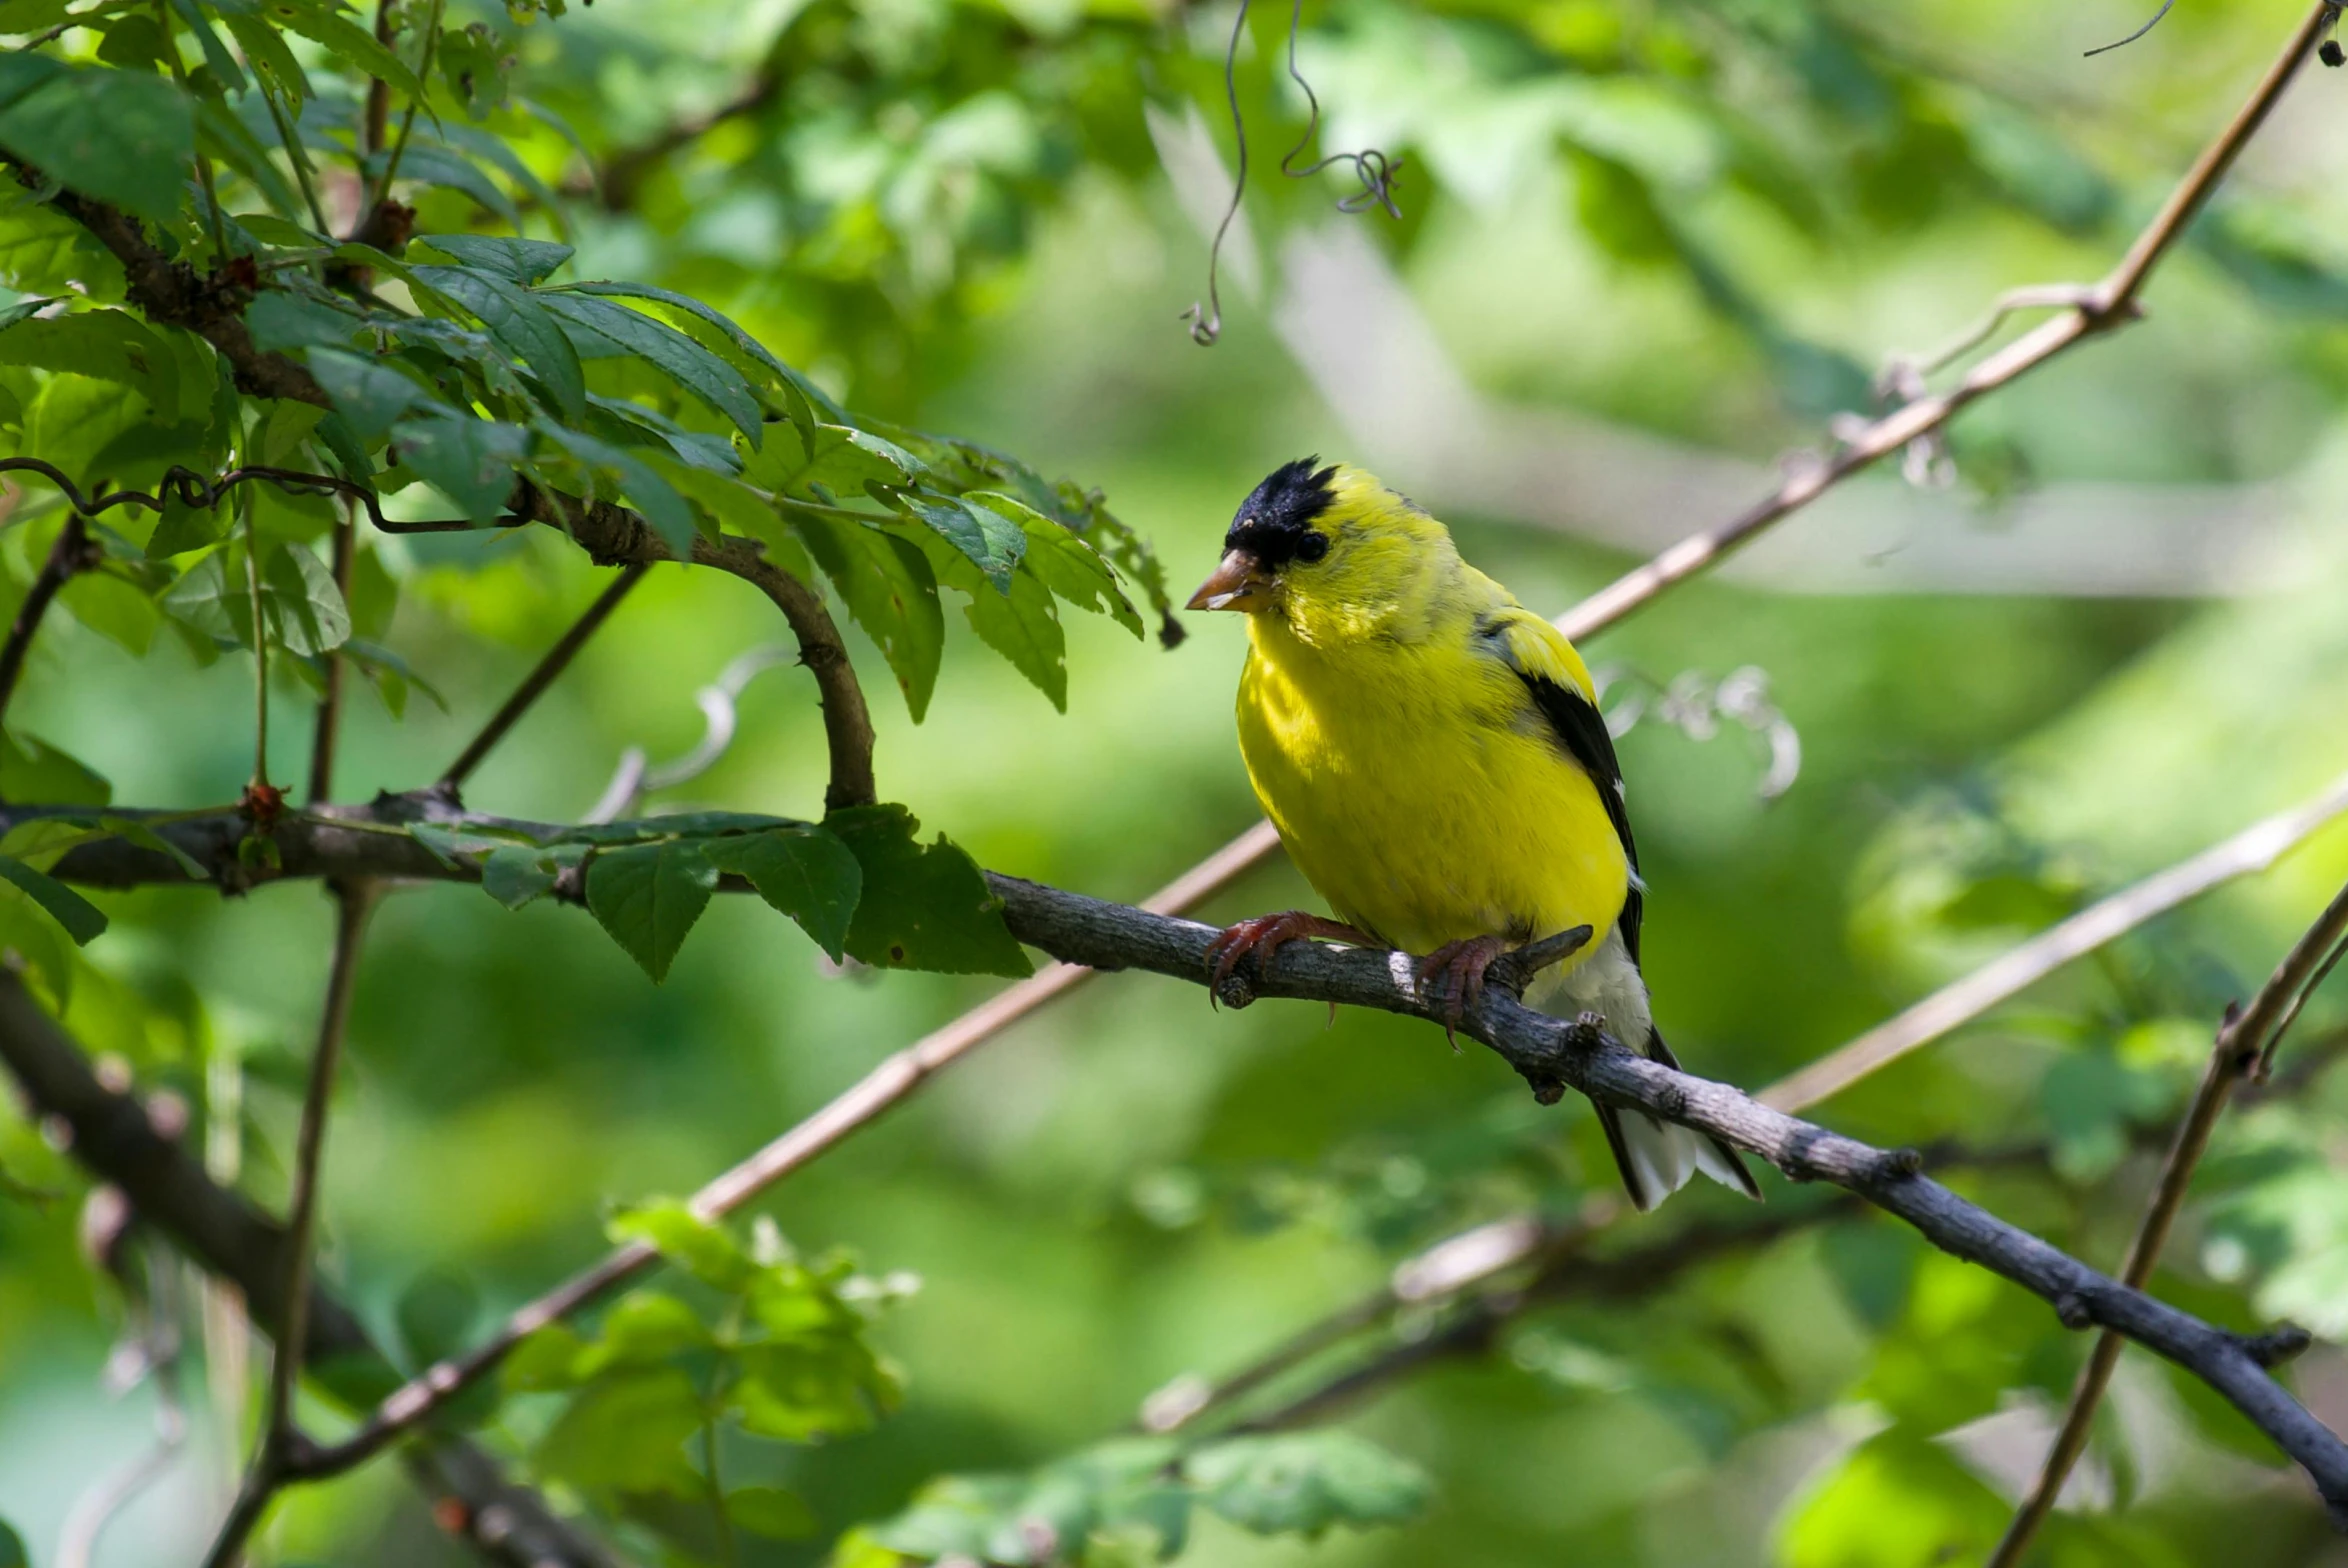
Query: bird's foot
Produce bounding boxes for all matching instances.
[1205,911,1377,1004]
[1415,935,1512,1047]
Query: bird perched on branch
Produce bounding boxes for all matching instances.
[1189,458,1758,1211]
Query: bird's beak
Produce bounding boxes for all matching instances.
[1187,549,1273,614]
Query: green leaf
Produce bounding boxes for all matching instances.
[0,308,184,418]
[0,60,195,227]
[581,1290,712,1371]
[371,141,518,226]
[1778,1431,2008,1568]
[702,826,861,961]
[414,232,573,285]
[0,1517,22,1568]
[160,552,251,648]
[0,853,106,945]
[146,492,229,558]
[963,560,1066,710]
[221,13,312,106]
[391,415,529,524]
[261,0,425,99]
[607,1200,757,1292]
[791,514,942,722]
[504,1322,590,1393]
[97,816,204,878]
[585,839,717,982]
[825,804,1029,977]
[0,733,109,807]
[908,492,1023,591]
[974,491,1144,637]
[532,1365,704,1496]
[411,264,586,421]
[728,1486,816,1540]
[262,543,350,656]
[1187,1433,1430,1540]
[535,290,763,444]
[536,423,698,560]
[750,421,919,498]
[168,0,248,96]
[60,571,160,657]
[306,348,437,442]
[480,843,562,909]
[559,281,828,411]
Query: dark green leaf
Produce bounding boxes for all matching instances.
[1188,1433,1430,1540]
[750,421,919,497]
[391,415,529,524]
[415,232,572,285]
[586,839,718,982]
[559,280,830,411]
[0,1516,24,1568]
[262,0,424,98]
[0,61,195,227]
[825,804,1029,977]
[480,843,561,909]
[504,1322,590,1393]
[168,0,248,95]
[412,264,585,421]
[306,347,436,442]
[908,492,1022,591]
[532,1365,704,1495]
[535,290,762,444]
[370,141,519,226]
[975,491,1144,636]
[791,514,942,722]
[536,422,698,559]
[0,853,107,944]
[702,826,861,961]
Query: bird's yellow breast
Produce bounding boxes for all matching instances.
[1235,613,1630,959]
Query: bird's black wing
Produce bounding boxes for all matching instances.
[1512,667,1643,965]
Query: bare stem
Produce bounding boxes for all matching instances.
[243,496,268,789]
[1990,875,2348,1566]
[308,506,357,806]
[439,564,649,791]
[201,883,376,1568]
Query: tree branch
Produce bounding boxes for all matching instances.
[0,974,617,1568]
[1761,766,2348,1111]
[440,563,650,791]
[1991,876,2348,1565]
[19,796,2343,1513]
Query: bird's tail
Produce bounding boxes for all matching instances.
[1593,1029,1762,1212]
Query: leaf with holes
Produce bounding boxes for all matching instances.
[261,0,424,98]
[702,826,862,961]
[824,804,1027,977]
[586,839,718,982]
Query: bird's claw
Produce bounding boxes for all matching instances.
[1204,911,1373,1005]
[1415,935,1511,1047]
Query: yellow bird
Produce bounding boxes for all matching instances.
[1189,458,1758,1211]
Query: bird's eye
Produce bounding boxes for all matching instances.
[1296,532,1330,563]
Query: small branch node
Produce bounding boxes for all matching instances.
[2054,1291,2097,1331]
[1214,972,1258,1011]
[2241,1323,2315,1367]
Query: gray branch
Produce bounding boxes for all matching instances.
[9,793,2348,1518]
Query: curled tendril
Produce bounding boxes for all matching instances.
[1181,0,1403,348]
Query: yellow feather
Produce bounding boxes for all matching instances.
[1231,467,1629,963]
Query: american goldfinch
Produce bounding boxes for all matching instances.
[1189,459,1759,1212]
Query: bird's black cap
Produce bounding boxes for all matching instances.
[1227,458,1339,567]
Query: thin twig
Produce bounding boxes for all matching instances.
[439,564,649,791]
[1760,766,2348,1111]
[1990,876,2348,1566]
[0,976,617,1568]
[307,506,358,806]
[0,511,93,733]
[241,493,268,791]
[368,0,445,211]
[202,884,376,1568]
[0,455,479,535]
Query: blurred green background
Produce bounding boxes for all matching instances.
[8,0,2348,1563]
